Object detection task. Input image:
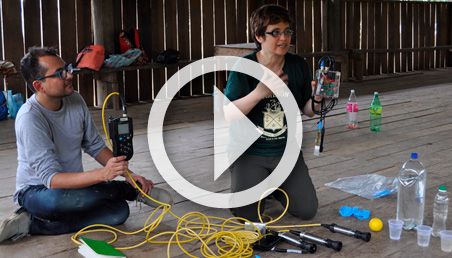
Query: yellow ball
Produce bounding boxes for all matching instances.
[369,218,383,232]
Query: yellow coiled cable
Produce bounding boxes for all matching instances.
[71,92,321,257]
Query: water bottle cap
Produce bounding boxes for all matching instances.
[374,92,378,95]
[351,89,355,93]
[411,153,418,159]
[439,186,447,191]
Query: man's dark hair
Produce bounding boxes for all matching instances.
[250,4,293,51]
[20,46,59,93]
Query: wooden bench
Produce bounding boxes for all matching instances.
[73,60,194,109]
[349,45,452,80]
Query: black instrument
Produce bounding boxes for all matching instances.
[109,116,134,161]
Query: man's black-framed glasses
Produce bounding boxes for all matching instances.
[264,29,294,38]
[36,64,74,81]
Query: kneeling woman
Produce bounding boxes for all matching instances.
[224,4,322,221]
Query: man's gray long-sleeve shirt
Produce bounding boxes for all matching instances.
[14,92,106,204]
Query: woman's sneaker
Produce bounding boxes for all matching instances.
[0,207,30,243]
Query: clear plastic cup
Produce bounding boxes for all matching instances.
[416,225,432,247]
[440,230,452,252]
[388,219,404,240]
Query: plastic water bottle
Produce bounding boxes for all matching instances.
[347,90,358,129]
[432,186,449,237]
[396,153,427,230]
[369,92,381,131]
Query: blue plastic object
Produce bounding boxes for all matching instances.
[339,206,370,220]
[373,189,396,198]
[339,206,354,217]
[103,49,142,68]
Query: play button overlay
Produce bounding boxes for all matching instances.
[148,56,303,208]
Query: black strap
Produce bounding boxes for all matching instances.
[311,97,322,104]
[72,47,88,68]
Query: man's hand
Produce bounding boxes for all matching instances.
[102,156,129,181]
[124,170,154,195]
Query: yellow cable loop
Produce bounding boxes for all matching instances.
[70,92,321,257]
[257,187,288,225]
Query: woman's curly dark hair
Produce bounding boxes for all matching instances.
[250,4,293,51]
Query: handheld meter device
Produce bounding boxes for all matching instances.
[108,93,134,161]
[109,116,134,161]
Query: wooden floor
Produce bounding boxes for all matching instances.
[1,68,452,257]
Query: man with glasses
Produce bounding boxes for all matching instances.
[0,47,155,242]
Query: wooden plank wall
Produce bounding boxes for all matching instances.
[344,0,452,78]
[0,0,451,106]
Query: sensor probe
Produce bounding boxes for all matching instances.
[269,231,317,254]
[271,246,307,254]
[290,230,342,252]
[321,223,371,242]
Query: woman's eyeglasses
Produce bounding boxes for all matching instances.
[37,64,74,81]
[264,29,294,38]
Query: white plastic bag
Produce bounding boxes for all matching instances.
[325,174,398,199]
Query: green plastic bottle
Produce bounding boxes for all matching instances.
[370,92,381,131]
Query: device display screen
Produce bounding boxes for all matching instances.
[118,123,129,134]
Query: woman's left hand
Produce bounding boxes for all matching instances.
[302,81,324,117]
[311,81,323,103]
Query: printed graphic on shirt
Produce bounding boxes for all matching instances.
[257,98,287,138]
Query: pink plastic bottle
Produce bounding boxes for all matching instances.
[347,89,358,129]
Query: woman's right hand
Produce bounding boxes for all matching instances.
[102,156,128,181]
[225,69,289,122]
[254,69,289,100]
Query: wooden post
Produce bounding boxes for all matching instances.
[327,0,341,52]
[353,53,363,81]
[326,0,348,81]
[91,0,121,109]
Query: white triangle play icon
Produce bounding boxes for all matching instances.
[213,87,263,181]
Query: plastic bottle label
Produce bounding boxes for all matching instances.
[347,103,358,112]
[370,107,382,115]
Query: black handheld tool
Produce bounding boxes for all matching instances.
[321,223,371,242]
[290,230,342,252]
[269,231,317,254]
[108,93,134,161]
[109,116,134,161]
